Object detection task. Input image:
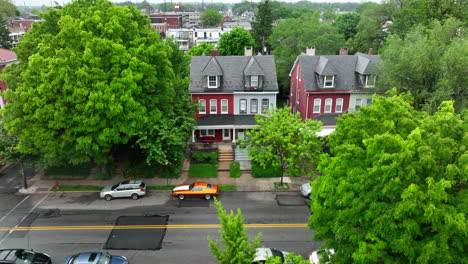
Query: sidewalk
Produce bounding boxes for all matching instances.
[17,159,311,194]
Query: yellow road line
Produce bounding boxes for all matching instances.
[0,223,308,231]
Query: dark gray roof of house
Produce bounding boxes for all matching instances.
[244,57,264,76]
[311,113,343,126]
[196,114,257,126]
[202,57,223,75]
[299,52,381,91]
[190,55,278,92]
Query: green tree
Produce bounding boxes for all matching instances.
[0,15,12,49]
[245,107,323,184]
[217,27,255,56]
[0,0,175,166]
[269,12,345,97]
[321,8,337,23]
[0,0,18,20]
[186,42,215,56]
[333,12,360,41]
[200,9,222,27]
[208,198,261,264]
[232,0,256,16]
[251,0,273,54]
[380,18,467,113]
[265,253,310,264]
[310,93,467,263]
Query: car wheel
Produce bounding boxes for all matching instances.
[105,195,112,201]
[178,194,185,200]
[131,193,139,200]
[204,194,211,200]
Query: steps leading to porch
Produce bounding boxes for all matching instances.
[235,147,250,161]
[218,144,234,162]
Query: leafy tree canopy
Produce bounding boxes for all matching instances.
[0,0,18,20]
[251,0,273,54]
[310,93,467,263]
[1,0,175,166]
[217,27,255,56]
[200,9,222,27]
[333,12,360,41]
[269,12,345,97]
[186,42,215,56]
[245,107,323,183]
[0,15,12,49]
[380,18,467,113]
[232,0,256,16]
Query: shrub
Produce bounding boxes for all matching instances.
[251,162,282,178]
[192,152,218,164]
[159,165,181,178]
[230,161,241,178]
[44,163,93,179]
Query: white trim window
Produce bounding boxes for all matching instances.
[324,98,332,113]
[365,75,376,88]
[324,75,334,88]
[250,75,259,87]
[313,99,321,113]
[210,99,217,114]
[355,98,362,110]
[240,99,247,114]
[250,99,258,114]
[221,99,228,114]
[200,129,215,137]
[335,98,343,113]
[261,99,269,114]
[208,76,218,88]
[199,99,206,114]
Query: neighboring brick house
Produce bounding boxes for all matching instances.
[189,47,279,144]
[289,47,380,136]
[0,48,18,109]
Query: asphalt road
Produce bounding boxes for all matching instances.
[0,191,322,264]
[0,164,36,193]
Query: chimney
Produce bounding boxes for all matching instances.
[306,46,316,56]
[145,4,151,16]
[244,46,253,56]
[210,50,219,56]
[339,47,349,55]
[368,48,373,55]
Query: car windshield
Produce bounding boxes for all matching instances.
[96,253,111,264]
[270,249,284,261]
[206,184,212,189]
[189,184,194,190]
[14,250,34,264]
[111,184,119,190]
[139,182,145,188]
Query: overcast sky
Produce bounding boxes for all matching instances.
[15,0,380,8]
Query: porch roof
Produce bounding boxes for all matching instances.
[196,114,257,126]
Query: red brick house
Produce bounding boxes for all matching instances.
[0,48,17,108]
[289,47,380,136]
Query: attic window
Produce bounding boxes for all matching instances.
[324,75,334,88]
[208,76,218,88]
[365,75,376,88]
[250,75,259,87]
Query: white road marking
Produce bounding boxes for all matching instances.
[0,195,30,225]
[0,194,49,246]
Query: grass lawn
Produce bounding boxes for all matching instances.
[49,185,102,192]
[219,185,237,191]
[147,185,176,190]
[189,164,218,178]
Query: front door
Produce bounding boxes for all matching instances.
[223,129,231,141]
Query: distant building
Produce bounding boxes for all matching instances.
[0,48,18,108]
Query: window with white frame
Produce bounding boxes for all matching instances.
[324,98,332,113]
[199,99,206,114]
[221,99,228,114]
[355,98,362,110]
[261,99,269,114]
[313,99,321,113]
[210,99,217,114]
[335,98,343,113]
[324,75,334,87]
[200,129,215,137]
[240,99,247,114]
[365,75,376,88]
[251,99,258,114]
[208,76,218,88]
[250,75,259,87]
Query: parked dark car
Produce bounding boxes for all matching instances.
[0,249,51,264]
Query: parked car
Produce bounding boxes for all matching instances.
[252,248,290,264]
[309,249,335,264]
[300,182,311,198]
[0,249,51,264]
[172,181,219,200]
[64,252,128,264]
[99,180,146,201]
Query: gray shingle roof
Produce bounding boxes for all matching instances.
[190,55,278,92]
[299,52,381,91]
[243,57,264,76]
[311,113,343,126]
[202,57,223,75]
[196,114,257,126]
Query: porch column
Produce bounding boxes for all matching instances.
[232,128,236,143]
[191,130,195,143]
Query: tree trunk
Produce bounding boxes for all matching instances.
[20,162,28,189]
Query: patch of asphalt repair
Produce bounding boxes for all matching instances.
[276,194,308,206]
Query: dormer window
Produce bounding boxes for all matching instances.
[250,75,259,87]
[365,75,376,88]
[324,75,334,88]
[208,76,218,88]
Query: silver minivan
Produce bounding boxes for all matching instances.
[100,180,146,201]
